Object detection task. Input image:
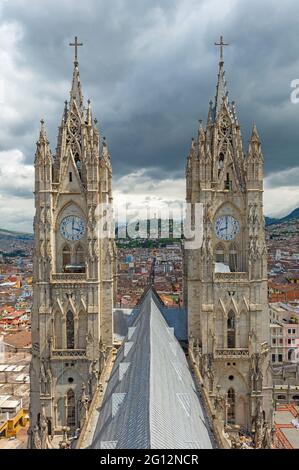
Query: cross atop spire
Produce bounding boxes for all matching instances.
[214,35,229,63]
[68,37,84,113]
[69,36,83,65]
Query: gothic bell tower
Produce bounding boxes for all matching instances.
[185,37,273,437]
[29,38,116,448]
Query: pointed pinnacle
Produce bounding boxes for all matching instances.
[63,101,68,122]
[40,119,46,138]
[199,126,205,142]
[251,122,260,142]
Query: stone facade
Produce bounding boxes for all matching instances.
[184,50,273,436]
[28,53,116,448]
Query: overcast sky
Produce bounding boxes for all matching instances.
[1,0,299,231]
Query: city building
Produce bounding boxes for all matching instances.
[270,303,299,364]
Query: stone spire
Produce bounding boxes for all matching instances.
[86,99,93,126]
[35,119,51,165]
[39,119,48,143]
[213,59,228,120]
[213,36,229,120]
[249,122,263,158]
[101,137,112,175]
[250,122,261,145]
[70,61,84,115]
[69,36,84,114]
[246,122,264,187]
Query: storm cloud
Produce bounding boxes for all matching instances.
[0,0,299,230]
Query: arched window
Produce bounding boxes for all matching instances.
[215,243,225,264]
[288,348,295,361]
[227,311,236,348]
[227,388,236,425]
[54,313,62,349]
[66,311,75,350]
[229,243,238,272]
[67,389,76,428]
[75,244,85,270]
[62,245,71,271]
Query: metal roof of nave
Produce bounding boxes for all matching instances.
[90,288,215,449]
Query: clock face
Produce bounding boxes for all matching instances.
[214,215,240,241]
[60,216,86,242]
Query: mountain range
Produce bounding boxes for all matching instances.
[0,207,299,241]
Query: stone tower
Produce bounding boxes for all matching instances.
[28,41,116,448]
[185,39,273,436]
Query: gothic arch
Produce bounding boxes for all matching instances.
[217,368,248,396]
[214,202,242,222]
[216,366,249,426]
[217,372,249,426]
[56,368,84,387]
[54,201,86,230]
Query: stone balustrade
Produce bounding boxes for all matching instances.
[51,273,86,282]
[214,272,248,282]
[51,349,86,359]
[215,348,250,359]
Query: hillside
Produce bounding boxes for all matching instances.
[265,208,299,227]
[0,228,34,241]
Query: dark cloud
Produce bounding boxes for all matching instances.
[0,0,299,183]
